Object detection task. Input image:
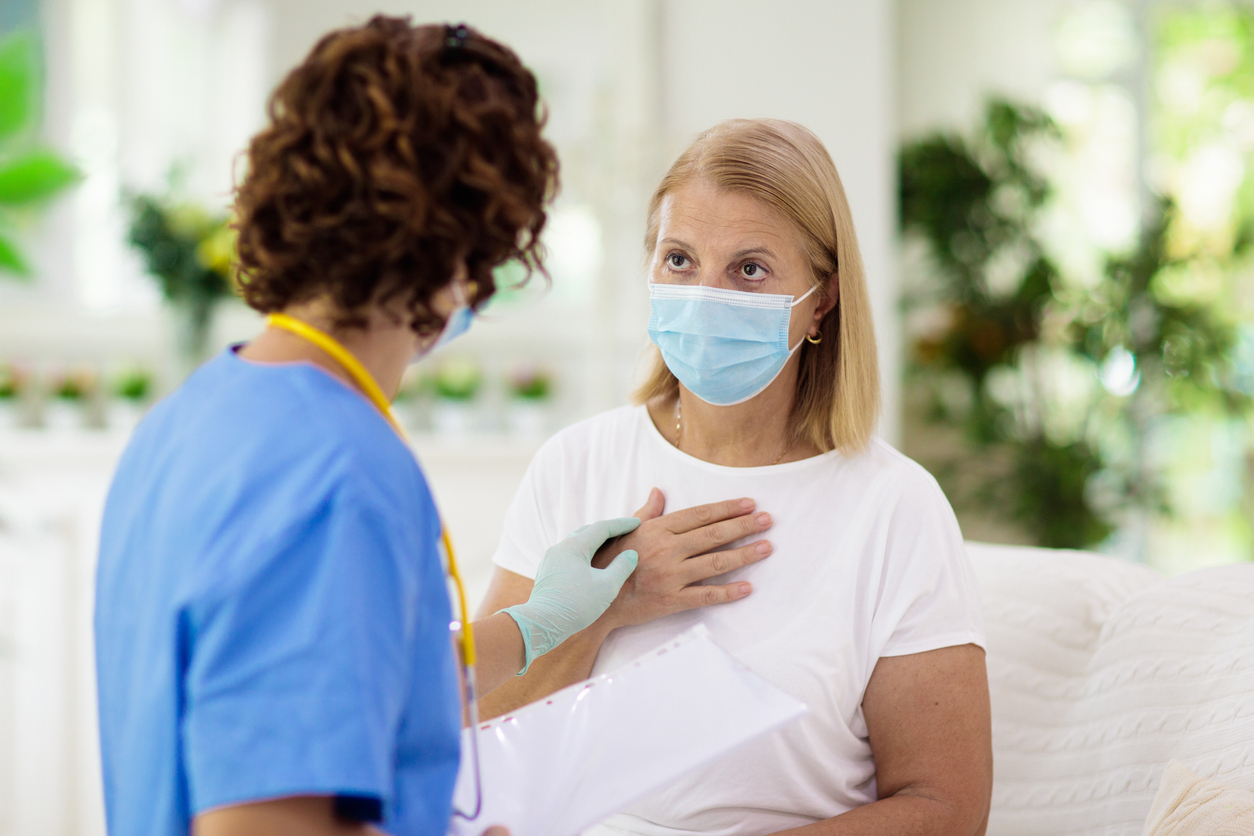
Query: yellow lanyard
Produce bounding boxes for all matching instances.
[267,313,477,665]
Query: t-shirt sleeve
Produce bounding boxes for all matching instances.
[870,467,986,659]
[182,482,426,815]
[491,437,565,580]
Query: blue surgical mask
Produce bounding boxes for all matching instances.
[415,282,475,361]
[430,304,474,351]
[647,283,818,406]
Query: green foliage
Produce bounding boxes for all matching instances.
[0,30,36,142]
[54,370,95,401]
[1069,203,1251,415]
[901,101,1062,440]
[126,192,237,362]
[0,364,21,399]
[508,366,552,400]
[433,358,482,400]
[0,149,79,205]
[113,368,154,402]
[1008,439,1113,549]
[126,194,235,306]
[0,233,27,274]
[0,30,81,280]
[900,98,1248,551]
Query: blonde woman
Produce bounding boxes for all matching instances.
[477,119,991,836]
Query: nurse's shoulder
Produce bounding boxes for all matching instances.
[107,349,435,585]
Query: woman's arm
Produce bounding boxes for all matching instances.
[475,489,774,719]
[771,644,992,836]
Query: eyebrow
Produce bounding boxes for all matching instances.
[660,238,777,261]
[729,247,775,261]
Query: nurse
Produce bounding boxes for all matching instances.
[94,17,771,836]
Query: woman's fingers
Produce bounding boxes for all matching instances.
[676,510,772,556]
[678,539,772,585]
[675,579,754,611]
[635,487,666,521]
[662,497,757,535]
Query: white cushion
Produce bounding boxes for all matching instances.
[967,543,1254,836]
[1142,760,1254,835]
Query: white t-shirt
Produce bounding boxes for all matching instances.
[491,405,985,836]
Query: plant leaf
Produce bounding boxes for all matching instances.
[0,232,32,278]
[0,31,38,142]
[0,150,80,206]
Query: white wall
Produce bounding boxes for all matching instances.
[898,0,1067,139]
[659,0,899,439]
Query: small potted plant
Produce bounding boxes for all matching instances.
[44,368,99,431]
[110,366,155,432]
[431,357,482,436]
[506,363,554,437]
[0,363,27,430]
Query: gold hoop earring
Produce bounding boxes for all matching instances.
[806,332,822,345]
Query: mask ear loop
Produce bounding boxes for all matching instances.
[789,285,819,307]
[785,285,821,351]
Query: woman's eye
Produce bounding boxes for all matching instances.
[667,253,689,269]
[741,262,765,279]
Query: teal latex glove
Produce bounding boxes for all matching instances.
[502,517,642,674]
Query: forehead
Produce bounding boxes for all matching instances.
[654,180,805,255]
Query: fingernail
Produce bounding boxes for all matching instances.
[755,541,771,555]
[739,498,755,510]
[756,513,771,527]
[738,582,752,595]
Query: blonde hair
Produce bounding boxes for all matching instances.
[633,118,880,454]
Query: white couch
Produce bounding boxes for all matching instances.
[967,543,1254,836]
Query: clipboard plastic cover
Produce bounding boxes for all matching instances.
[447,624,807,836]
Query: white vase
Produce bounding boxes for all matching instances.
[506,400,551,438]
[43,400,86,432]
[109,400,148,434]
[0,400,21,431]
[432,400,478,437]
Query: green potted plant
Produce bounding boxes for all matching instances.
[126,190,237,373]
[505,363,554,437]
[110,366,156,432]
[43,368,98,431]
[431,357,482,436]
[0,362,27,429]
[0,30,81,280]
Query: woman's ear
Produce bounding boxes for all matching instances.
[812,273,838,330]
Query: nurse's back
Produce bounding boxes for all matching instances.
[96,349,459,836]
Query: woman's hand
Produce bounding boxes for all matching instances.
[592,488,773,629]
[502,517,641,673]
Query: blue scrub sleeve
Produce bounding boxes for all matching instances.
[181,485,415,816]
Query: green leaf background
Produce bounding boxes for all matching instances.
[0,29,80,279]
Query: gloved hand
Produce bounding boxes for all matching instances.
[502,517,642,674]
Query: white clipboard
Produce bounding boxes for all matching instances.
[446,625,807,836]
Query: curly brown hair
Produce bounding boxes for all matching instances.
[233,17,559,334]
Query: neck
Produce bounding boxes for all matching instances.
[657,359,814,467]
[238,300,417,401]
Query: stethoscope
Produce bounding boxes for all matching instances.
[267,312,484,822]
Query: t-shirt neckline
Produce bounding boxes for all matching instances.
[635,404,846,475]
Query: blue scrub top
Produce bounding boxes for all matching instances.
[95,348,462,836]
